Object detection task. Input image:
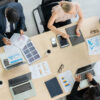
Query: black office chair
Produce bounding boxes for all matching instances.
[32,0,72,34]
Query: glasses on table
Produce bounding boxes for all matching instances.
[90,29,100,34]
[58,64,64,73]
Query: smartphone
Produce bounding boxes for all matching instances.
[57,35,69,48]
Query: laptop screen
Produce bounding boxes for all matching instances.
[8,72,31,87]
[76,63,96,74]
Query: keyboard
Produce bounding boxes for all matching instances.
[79,69,95,80]
[13,82,32,95]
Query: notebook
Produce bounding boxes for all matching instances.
[45,77,63,98]
[65,25,85,46]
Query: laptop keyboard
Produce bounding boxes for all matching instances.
[13,82,32,95]
[79,69,95,80]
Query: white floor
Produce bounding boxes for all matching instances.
[18,0,100,100]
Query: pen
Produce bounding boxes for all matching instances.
[69,35,77,37]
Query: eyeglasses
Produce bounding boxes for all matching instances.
[58,64,64,73]
[90,29,100,34]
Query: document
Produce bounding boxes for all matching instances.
[58,70,75,93]
[94,61,100,81]
[4,45,23,64]
[86,35,100,55]
[29,61,51,79]
[10,33,29,49]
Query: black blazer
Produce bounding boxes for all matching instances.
[0,2,26,40]
[68,79,100,100]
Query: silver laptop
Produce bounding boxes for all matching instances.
[76,63,96,88]
[8,72,36,100]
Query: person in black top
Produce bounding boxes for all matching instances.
[67,73,100,100]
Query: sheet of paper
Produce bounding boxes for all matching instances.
[86,35,100,55]
[94,61,100,82]
[58,70,75,93]
[29,61,51,79]
[4,45,23,64]
[10,33,29,49]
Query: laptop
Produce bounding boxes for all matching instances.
[76,63,96,88]
[0,53,25,70]
[8,72,36,100]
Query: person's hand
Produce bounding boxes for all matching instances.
[75,75,81,82]
[2,37,11,45]
[61,33,69,39]
[20,29,24,36]
[76,29,81,37]
[86,73,93,81]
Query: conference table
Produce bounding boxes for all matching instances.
[0,16,100,100]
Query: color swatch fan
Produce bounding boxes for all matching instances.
[22,40,40,64]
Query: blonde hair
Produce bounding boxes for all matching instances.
[61,3,73,13]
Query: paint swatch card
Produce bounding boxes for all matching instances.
[58,70,75,93]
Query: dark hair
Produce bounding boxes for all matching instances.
[88,87,97,100]
[6,8,19,23]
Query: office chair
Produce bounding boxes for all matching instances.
[32,0,72,34]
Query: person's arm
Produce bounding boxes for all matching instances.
[71,81,80,95]
[86,73,98,86]
[0,34,11,45]
[90,79,98,85]
[70,75,81,95]
[47,12,69,39]
[0,33,4,41]
[76,4,84,37]
[18,3,26,35]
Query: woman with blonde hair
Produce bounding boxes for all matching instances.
[48,1,83,39]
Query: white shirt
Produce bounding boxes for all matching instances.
[6,18,10,32]
[6,18,15,33]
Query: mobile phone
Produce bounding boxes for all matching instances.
[57,35,69,48]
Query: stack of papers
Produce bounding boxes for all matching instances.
[86,35,100,55]
[58,70,75,93]
[10,33,29,49]
[29,61,51,79]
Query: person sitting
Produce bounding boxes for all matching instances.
[67,73,100,100]
[48,1,83,39]
[0,2,26,47]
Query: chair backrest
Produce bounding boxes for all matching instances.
[42,0,72,5]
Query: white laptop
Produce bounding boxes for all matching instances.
[8,72,36,100]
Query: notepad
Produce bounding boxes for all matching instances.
[65,25,85,46]
[45,77,63,98]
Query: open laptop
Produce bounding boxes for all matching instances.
[0,53,25,70]
[8,72,36,100]
[76,63,96,88]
